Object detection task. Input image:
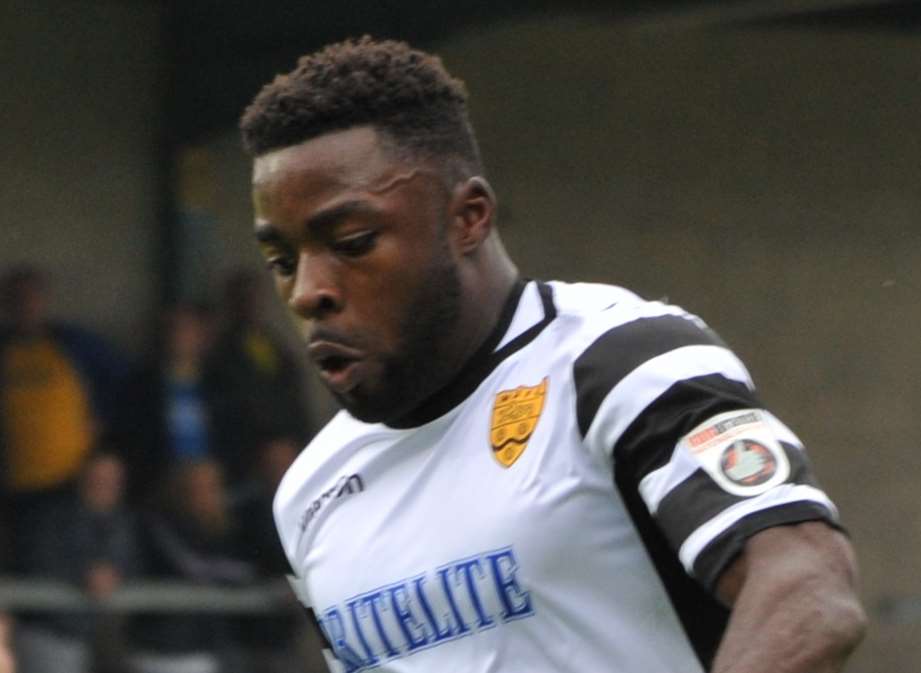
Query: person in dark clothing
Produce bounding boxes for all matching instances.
[0,266,128,571]
[229,437,311,673]
[115,303,216,506]
[129,459,253,673]
[203,270,311,493]
[15,452,138,673]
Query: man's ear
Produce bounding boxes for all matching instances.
[449,177,497,255]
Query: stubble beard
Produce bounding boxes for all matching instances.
[334,242,463,424]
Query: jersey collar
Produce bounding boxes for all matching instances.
[387,278,557,429]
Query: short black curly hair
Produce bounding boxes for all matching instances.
[240,36,483,181]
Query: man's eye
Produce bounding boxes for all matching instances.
[333,231,378,257]
[265,256,296,277]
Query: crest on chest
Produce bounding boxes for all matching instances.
[489,377,548,468]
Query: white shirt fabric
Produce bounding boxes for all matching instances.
[275,280,838,673]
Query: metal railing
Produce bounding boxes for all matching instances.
[2,577,918,627]
[0,577,293,614]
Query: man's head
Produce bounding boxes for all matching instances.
[161,302,213,364]
[79,452,126,513]
[241,38,516,424]
[240,36,483,186]
[169,459,229,534]
[1,265,49,334]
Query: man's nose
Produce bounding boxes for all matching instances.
[287,252,342,320]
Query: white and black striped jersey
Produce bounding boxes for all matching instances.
[274,279,838,673]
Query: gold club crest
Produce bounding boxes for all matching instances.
[489,377,548,467]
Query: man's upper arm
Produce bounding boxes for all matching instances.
[572,302,855,668]
[574,304,840,592]
[714,519,859,607]
[710,520,866,673]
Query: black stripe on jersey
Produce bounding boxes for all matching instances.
[574,314,727,438]
[505,281,557,354]
[607,374,762,669]
[389,279,557,428]
[614,457,730,670]
[692,502,842,591]
[654,442,822,557]
[615,375,762,481]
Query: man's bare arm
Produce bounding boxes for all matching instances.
[711,521,867,673]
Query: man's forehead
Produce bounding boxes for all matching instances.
[252,126,393,188]
[251,131,447,225]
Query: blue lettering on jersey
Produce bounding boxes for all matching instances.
[389,583,429,650]
[452,557,495,629]
[435,564,470,636]
[320,607,365,673]
[361,590,400,658]
[346,598,378,666]
[316,546,535,670]
[487,548,534,621]
[411,574,453,644]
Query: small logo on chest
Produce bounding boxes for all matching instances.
[299,473,364,532]
[489,377,548,467]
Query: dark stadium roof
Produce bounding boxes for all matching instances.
[163,0,920,143]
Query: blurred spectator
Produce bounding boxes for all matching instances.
[15,452,138,673]
[230,437,305,673]
[204,270,311,493]
[0,613,15,673]
[0,265,127,570]
[129,459,253,673]
[115,303,216,505]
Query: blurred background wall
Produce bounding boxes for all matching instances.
[1,1,163,348]
[2,1,919,671]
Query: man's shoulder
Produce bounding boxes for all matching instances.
[544,280,643,319]
[538,281,746,439]
[273,412,383,518]
[544,280,716,356]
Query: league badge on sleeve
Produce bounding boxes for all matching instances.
[490,377,548,467]
[719,439,777,487]
[680,409,790,497]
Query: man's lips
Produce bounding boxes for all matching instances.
[308,340,366,393]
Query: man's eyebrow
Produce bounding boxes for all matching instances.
[254,200,381,245]
[305,199,380,232]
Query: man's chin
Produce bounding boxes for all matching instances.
[331,387,410,425]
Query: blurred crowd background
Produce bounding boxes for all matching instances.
[2,1,920,672]
[0,265,320,673]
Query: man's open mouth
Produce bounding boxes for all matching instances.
[309,341,365,393]
[317,354,355,374]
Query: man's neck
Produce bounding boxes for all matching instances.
[386,263,522,429]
